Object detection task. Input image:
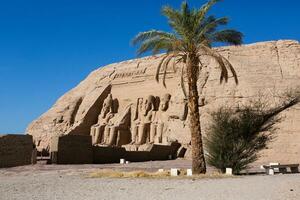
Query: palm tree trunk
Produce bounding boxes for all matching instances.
[186,53,206,174]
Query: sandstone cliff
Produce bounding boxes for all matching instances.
[27,40,300,164]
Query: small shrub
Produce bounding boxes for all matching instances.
[206,92,299,174]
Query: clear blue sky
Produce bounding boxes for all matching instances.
[0,0,299,133]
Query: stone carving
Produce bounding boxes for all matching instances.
[53,97,83,132]
[112,63,147,80]
[102,104,131,146]
[169,92,188,121]
[90,94,114,145]
[130,98,144,144]
[90,94,132,147]
[131,95,155,145]
[167,90,190,144]
[150,94,171,144]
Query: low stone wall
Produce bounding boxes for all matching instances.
[50,135,93,164]
[126,143,180,162]
[93,146,126,164]
[48,135,181,164]
[0,134,34,168]
[93,143,181,164]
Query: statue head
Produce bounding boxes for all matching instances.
[159,93,171,111]
[101,94,113,116]
[143,95,155,115]
[137,98,143,108]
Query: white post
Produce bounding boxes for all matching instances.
[120,159,126,164]
[268,168,274,175]
[226,168,233,175]
[171,168,179,176]
[187,169,193,176]
[269,163,279,172]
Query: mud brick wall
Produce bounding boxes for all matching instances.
[0,134,33,168]
[51,135,93,164]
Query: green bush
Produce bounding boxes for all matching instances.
[206,94,299,174]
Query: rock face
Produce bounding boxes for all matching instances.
[27,40,300,164]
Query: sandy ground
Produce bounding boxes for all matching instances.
[0,161,299,200]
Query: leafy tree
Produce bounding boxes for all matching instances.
[206,94,300,174]
[132,0,243,174]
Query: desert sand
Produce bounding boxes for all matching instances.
[0,161,299,200]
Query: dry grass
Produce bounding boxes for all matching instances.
[88,169,232,179]
[89,169,169,178]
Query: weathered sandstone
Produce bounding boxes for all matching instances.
[26,40,300,164]
[0,134,34,168]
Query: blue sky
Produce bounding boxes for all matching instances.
[0,0,299,133]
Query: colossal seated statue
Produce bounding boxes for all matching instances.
[150,93,171,144]
[90,94,114,145]
[130,98,143,144]
[131,95,155,145]
[102,104,131,146]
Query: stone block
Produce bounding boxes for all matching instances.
[171,168,179,176]
[0,134,34,168]
[187,169,193,176]
[50,135,93,164]
[93,146,126,164]
[291,167,299,173]
[226,168,233,175]
[125,151,151,162]
[120,159,125,164]
[267,168,275,175]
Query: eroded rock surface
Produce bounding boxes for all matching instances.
[27,40,300,164]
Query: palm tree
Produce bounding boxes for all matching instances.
[132,0,243,174]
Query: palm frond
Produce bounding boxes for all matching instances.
[198,45,229,83]
[162,6,185,37]
[210,29,243,45]
[155,54,170,82]
[132,30,177,45]
[221,56,239,84]
[199,16,229,34]
[162,55,175,87]
[136,37,173,55]
[196,17,229,43]
[199,45,239,84]
[194,0,220,28]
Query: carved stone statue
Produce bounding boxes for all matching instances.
[90,94,114,145]
[131,95,155,145]
[102,105,131,146]
[130,98,143,144]
[169,94,188,121]
[150,94,171,144]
